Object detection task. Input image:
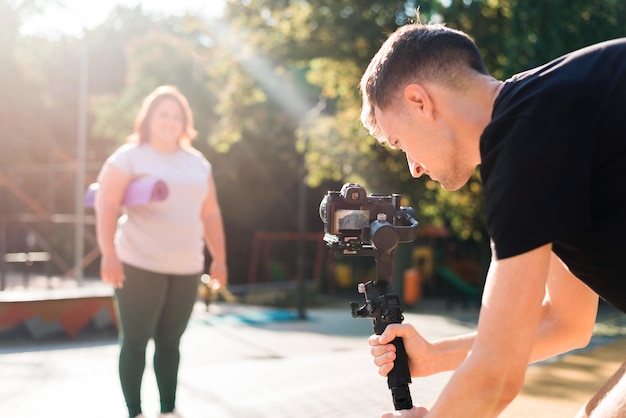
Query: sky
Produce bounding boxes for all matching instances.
[17,0,225,38]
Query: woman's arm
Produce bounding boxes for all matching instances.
[95,163,130,288]
[201,174,228,288]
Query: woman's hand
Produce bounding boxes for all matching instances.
[208,260,228,290]
[100,254,125,289]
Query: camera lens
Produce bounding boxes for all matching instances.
[319,195,328,223]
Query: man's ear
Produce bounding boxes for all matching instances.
[404,84,434,120]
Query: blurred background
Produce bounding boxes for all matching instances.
[1,0,625,306]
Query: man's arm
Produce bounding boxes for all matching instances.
[528,251,598,363]
[426,243,599,417]
[373,243,598,417]
[372,247,598,378]
[424,244,551,417]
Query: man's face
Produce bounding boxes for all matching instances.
[374,100,474,191]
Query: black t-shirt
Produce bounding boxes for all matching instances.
[480,38,626,313]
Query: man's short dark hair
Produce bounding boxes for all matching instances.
[360,23,489,140]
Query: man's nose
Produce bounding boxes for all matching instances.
[406,155,424,178]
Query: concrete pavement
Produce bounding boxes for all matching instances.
[1,297,625,418]
[502,335,626,417]
[0,298,476,418]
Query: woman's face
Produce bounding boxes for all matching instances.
[148,98,185,146]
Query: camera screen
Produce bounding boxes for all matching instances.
[335,209,370,232]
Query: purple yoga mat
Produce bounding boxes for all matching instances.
[84,178,169,208]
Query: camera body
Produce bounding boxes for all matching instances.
[319,183,418,255]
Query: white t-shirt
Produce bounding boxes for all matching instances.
[100,143,211,274]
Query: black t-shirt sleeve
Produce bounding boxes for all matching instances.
[481,116,593,259]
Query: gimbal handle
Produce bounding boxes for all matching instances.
[346,216,417,410]
[352,278,413,410]
[388,337,413,410]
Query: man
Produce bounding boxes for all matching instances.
[360,22,626,417]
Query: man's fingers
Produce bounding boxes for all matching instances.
[371,344,397,376]
[379,323,413,344]
[369,323,420,378]
[378,362,394,377]
[373,348,396,366]
[371,344,395,360]
[369,325,402,346]
[381,405,429,418]
[369,333,395,347]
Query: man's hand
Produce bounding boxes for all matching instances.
[381,405,429,418]
[369,323,431,378]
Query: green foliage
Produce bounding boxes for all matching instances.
[3,0,626,280]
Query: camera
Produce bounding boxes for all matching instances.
[319,182,419,410]
[319,183,419,255]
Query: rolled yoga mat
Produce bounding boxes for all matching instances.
[84,178,169,208]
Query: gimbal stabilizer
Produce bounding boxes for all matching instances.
[320,184,419,410]
[349,216,415,410]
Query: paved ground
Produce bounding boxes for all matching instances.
[1,294,625,418]
[503,336,626,417]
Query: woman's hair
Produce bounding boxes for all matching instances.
[127,85,198,146]
[359,23,488,140]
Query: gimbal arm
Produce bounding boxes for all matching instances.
[350,220,413,410]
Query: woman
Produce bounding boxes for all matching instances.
[95,85,228,418]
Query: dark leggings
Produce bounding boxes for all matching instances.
[115,264,200,418]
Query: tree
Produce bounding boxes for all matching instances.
[4,0,625,283]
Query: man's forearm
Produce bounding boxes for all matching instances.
[425,295,592,378]
[421,333,476,376]
[426,352,522,417]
